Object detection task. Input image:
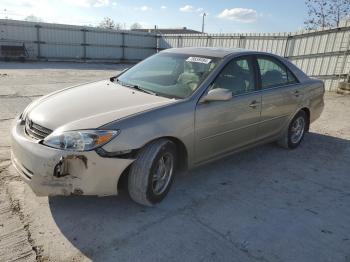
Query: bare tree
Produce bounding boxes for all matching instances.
[305,0,331,29]
[24,15,43,22]
[305,0,350,29]
[130,22,142,30]
[98,17,122,30]
[329,0,350,27]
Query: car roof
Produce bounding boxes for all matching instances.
[161,47,255,58]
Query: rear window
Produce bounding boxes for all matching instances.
[257,56,298,89]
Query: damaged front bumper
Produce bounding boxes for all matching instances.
[10,121,134,196]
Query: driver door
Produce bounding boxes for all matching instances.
[194,56,262,163]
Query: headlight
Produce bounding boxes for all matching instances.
[43,130,119,151]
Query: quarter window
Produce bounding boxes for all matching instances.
[257,57,297,89]
[212,57,256,95]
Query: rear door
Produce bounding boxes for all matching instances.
[256,55,301,140]
[194,56,262,163]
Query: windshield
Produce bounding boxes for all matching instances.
[116,52,221,99]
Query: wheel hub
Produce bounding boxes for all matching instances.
[152,153,174,195]
[290,116,305,144]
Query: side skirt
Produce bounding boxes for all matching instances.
[192,134,281,169]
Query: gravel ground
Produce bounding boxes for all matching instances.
[0,62,349,262]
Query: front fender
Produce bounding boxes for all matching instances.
[101,100,196,167]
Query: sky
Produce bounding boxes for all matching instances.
[0,0,309,33]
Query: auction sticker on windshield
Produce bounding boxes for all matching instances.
[186,57,212,64]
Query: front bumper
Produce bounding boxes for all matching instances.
[11,120,134,196]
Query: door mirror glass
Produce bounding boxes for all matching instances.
[200,88,232,102]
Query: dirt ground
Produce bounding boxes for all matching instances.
[0,62,349,262]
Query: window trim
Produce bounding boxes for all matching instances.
[207,55,259,97]
[255,55,299,90]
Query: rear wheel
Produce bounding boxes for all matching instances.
[128,139,176,206]
[278,110,307,149]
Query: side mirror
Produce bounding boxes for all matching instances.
[200,88,232,103]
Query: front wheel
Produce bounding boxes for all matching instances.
[278,110,307,149]
[128,139,176,206]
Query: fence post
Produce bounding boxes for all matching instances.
[177,35,184,48]
[239,34,246,49]
[34,24,42,59]
[156,34,160,53]
[121,32,125,61]
[284,33,293,58]
[81,28,87,61]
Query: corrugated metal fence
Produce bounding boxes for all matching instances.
[0,19,156,62]
[1,19,350,91]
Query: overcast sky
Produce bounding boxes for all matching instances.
[0,0,308,32]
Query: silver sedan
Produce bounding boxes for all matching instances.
[11,48,325,206]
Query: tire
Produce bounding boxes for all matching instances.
[278,110,307,149]
[128,139,176,206]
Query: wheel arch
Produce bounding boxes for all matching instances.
[117,136,189,191]
[300,107,310,131]
[288,106,311,132]
[144,136,189,172]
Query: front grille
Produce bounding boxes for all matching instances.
[25,119,52,140]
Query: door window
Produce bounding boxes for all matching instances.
[257,56,297,89]
[212,57,256,95]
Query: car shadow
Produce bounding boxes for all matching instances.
[48,132,350,261]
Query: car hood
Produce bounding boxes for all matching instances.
[27,80,175,132]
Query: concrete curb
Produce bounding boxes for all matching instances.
[6,181,43,261]
[0,181,36,262]
[6,181,28,217]
[5,180,86,261]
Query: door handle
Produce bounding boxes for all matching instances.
[249,100,260,108]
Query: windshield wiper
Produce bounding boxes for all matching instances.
[115,78,157,96]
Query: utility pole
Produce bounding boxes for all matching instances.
[201,12,207,33]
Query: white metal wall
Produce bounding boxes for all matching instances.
[0,19,156,62]
[1,19,350,91]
